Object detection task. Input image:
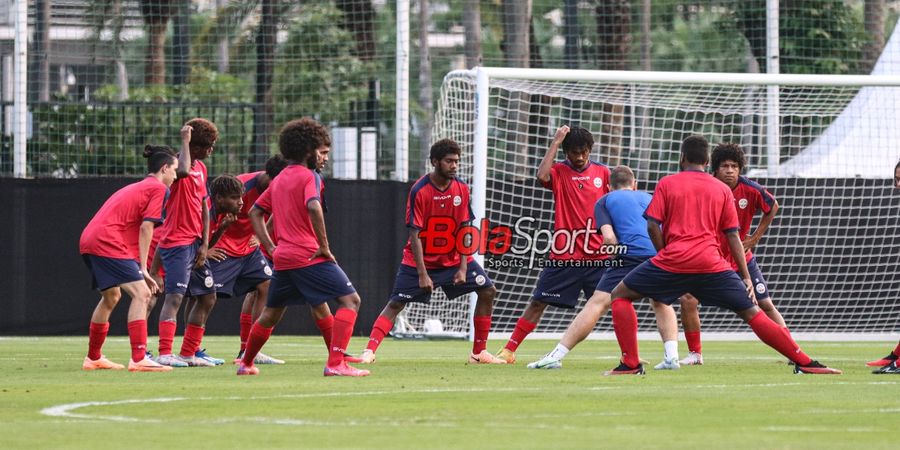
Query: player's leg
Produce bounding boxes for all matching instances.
[179,292,220,366]
[868,339,900,367]
[651,300,680,370]
[360,300,406,363]
[605,282,644,374]
[469,284,507,364]
[241,279,284,365]
[235,291,255,361]
[872,342,900,373]
[323,291,370,376]
[497,299,548,363]
[527,290,612,369]
[119,280,171,372]
[679,294,704,365]
[359,263,430,363]
[156,244,193,366]
[238,305,287,375]
[84,287,125,370]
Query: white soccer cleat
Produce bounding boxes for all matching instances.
[154,353,189,368]
[679,352,703,366]
[176,354,215,367]
[254,352,285,365]
[653,357,681,370]
[526,354,562,369]
[358,349,376,364]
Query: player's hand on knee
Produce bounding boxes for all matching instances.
[144,273,160,294]
[743,278,757,305]
[418,274,434,293]
[452,269,466,285]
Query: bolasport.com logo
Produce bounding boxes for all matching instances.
[418,216,628,270]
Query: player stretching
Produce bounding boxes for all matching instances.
[358,139,504,365]
[494,125,611,364]
[678,143,784,366]
[153,120,223,368]
[604,135,840,375]
[239,118,368,377]
[527,166,679,369]
[869,161,900,374]
[79,145,178,372]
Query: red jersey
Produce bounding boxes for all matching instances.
[79,176,168,261]
[541,161,611,260]
[211,171,264,258]
[402,175,475,269]
[719,176,776,270]
[253,164,327,270]
[644,170,739,274]
[159,160,208,248]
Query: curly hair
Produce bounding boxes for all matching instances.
[142,144,176,173]
[209,174,244,199]
[185,118,219,152]
[265,154,289,179]
[561,126,594,153]
[429,139,461,162]
[680,135,709,165]
[279,118,331,164]
[711,142,747,172]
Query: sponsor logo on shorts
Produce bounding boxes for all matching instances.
[755,282,766,294]
[204,276,214,288]
[177,282,188,288]
[541,292,561,298]
[398,293,413,299]
[475,274,486,286]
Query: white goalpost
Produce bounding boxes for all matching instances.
[400,67,900,341]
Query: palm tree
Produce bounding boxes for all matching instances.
[139,0,177,85]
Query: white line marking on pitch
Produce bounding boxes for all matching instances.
[41,397,185,422]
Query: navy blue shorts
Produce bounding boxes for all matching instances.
[595,255,653,294]
[390,260,492,304]
[267,261,356,308]
[82,254,144,291]
[747,257,770,302]
[533,266,605,309]
[622,260,755,312]
[159,241,216,296]
[210,248,273,298]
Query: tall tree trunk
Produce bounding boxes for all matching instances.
[563,0,579,69]
[463,0,481,68]
[501,0,530,68]
[252,0,277,168]
[335,0,376,62]
[863,0,885,73]
[501,0,532,180]
[216,0,229,73]
[146,21,168,85]
[418,0,432,163]
[640,0,650,71]
[30,0,51,101]
[171,0,191,86]
[595,0,631,166]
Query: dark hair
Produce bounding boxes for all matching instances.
[430,138,461,162]
[609,165,635,189]
[209,174,243,199]
[561,126,594,153]
[711,142,746,172]
[680,135,709,165]
[265,154,289,179]
[185,118,218,152]
[279,118,331,163]
[143,144,176,173]
[895,159,900,172]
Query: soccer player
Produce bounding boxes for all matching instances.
[495,125,611,364]
[238,117,368,377]
[79,145,178,372]
[869,161,900,374]
[677,143,784,366]
[153,119,222,368]
[358,138,505,365]
[527,166,679,370]
[604,135,840,375]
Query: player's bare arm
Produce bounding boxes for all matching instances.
[646,218,666,251]
[194,200,210,268]
[149,246,163,289]
[408,228,434,293]
[249,206,276,256]
[208,212,236,249]
[536,125,570,184]
[176,125,192,179]
[726,230,757,304]
[743,200,779,253]
[307,199,335,262]
[138,221,159,294]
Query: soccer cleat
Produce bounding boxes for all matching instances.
[526,354,562,369]
[154,353,189,368]
[343,353,364,364]
[467,350,507,365]
[496,348,516,364]
[324,361,370,377]
[253,352,285,365]
[603,362,645,376]
[653,357,681,370]
[873,360,900,374]
[195,349,225,366]
[128,357,173,372]
[233,351,245,364]
[176,354,215,367]
[679,352,704,366]
[865,353,898,367]
[236,363,260,376]
[82,356,125,371]
[357,349,376,364]
[793,360,842,375]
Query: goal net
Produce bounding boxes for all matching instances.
[402,68,900,340]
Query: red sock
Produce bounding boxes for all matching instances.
[505,317,537,352]
[748,311,812,366]
[180,323,205,357]
[315,315,335,350]
[329,309,357,366]
[127,320,148,363]
[158,320,177,355]
[242,322,274,366]
[239,313,253,352]
[87,321,109,360]
[685,331,702,354]
[472,315,492,354]
[366,315,394,352]
[611,299,640,367]
[892,340,900,357]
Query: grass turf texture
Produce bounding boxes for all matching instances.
[0,336,895,449]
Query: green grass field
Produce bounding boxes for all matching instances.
[1,336,896,449]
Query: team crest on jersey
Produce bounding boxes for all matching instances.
[593,177,603,188]
[453,195,462,206]
[738,198,749,209]
[755,282,766,294]
[475,274,486,286]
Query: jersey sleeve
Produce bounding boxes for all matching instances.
[464,182,475,223]
[594,196,612,229]
[303,173,322,206]
[644,179,667,224]
[720,189,740,233]
[540,164,559,190]
[142,185,168,223]
[757,186,776,214]
[254,188,273,214]
[406,186,425,229]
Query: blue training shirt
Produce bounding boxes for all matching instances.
[594,189,656,257]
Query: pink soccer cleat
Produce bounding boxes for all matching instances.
[236,363,259,376]
[467,350,507,365]
[128,357,173,372]
[82,356,125,371]
[323,361,370,377]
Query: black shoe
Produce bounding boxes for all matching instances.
[866,353,898,367]
[794,360,841,375]
[873,361,900,374]
[603,362,645,376]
